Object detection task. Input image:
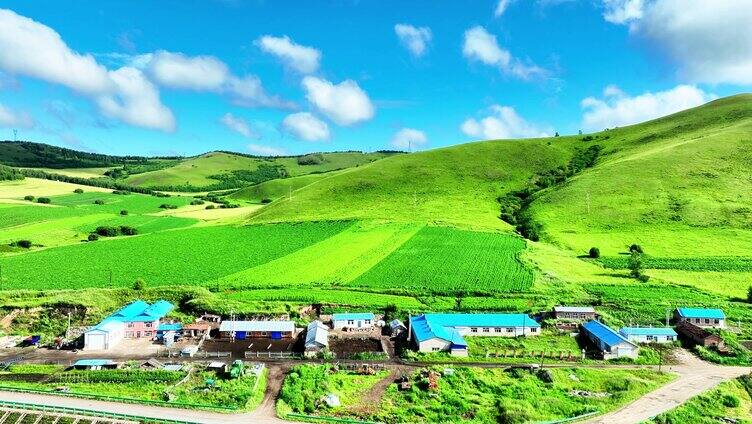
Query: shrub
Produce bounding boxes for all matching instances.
[119,226,138,236]
[37,197,51,204]
[95,226,119,237]
[190,199,205,205]
[205,204,216,210]
[589,247,600,258]
[133,278,145,291]
[15,240,32,249]
[87,233,99,242]
[637,274,651,283]
[722,393,740,408]
[629,244,644,254]
[120,210,129,216]
[297,153,325,165]
[261,198,272,204]
[23,195,34,201]
[112,190,130,195]
[747,286,752,304]
[93,199,105,205]
[159,204,178,209]
[73,188,84,194]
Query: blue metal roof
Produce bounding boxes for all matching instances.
[332,313,374,321]
[73,359,114,367]
[582,320,633,349]
[94,300,174,330]
[619,327,677,337]
[410,313,539,345]
[677,308,725,319]
[157,323,183,332]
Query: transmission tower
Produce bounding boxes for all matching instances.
[13,129,18,142]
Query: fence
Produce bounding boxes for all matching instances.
[286,413,381,424]
[0,385,237,412]
[0,399,201,424]
[160,350,231,358]
[244,351,301,359]
[481,350,582,361]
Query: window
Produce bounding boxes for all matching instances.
[145,322,152,328]
[431,347,440,352]
[647,335,655,341]
[667,336,674,341]
[483,327,490,333]
[714,319,719,324]
[704,318,710,324]
[261,332,267,336]
[471,327,478,333]
[530,328,537,333]
[347,320,354,325]
[145,331,152,337]
[127,323,134,328]
[365,320,371,324]
[495,328,502,333]
[506,327,514,333]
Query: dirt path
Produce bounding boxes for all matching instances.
[247,364,288,422]
[348,369,401,416]
[583,350,749,424]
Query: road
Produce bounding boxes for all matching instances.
[584,350,749,424]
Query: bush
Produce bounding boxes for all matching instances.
[747,286,752,304]
[23,195,34,201]
[261,198,272,204]
[297,153,325,165]
[629,244,644,254]
[589,247,600,258]
[159,203,178,209]
[112,190,130,195]
[119,226,138,236]
[73,188,84,194]
[95,226,118,237]
[133,278,145,291]
[120,210,128,216]
[93,199,105,205]
[87,233,99,242]
[37,197,51,204]
[15,240,32,249]
[637,274,651,283]
[722,393,740,407]
[190,199,205,205]
[205,204,216,210]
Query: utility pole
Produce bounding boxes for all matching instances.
[12,129,17,142]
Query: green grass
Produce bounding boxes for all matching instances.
[465,330,582,357]
[598,255,752,272]
[350,227,533,294]
[372,366,673,423]
[0,222,351,290]
[652,375,752,423]
[229,169,348,203]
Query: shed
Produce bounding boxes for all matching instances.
[389,319,407,336]
[675,322,725,349]
[618,327,677,344]
[552,306,596,321]
[332,313,375,330]
[157,323,183,341]
[181,345,199,357]
[219,321,296,340]
[674,308,726,328]
[140,358,164,369]
[183,322,213,339]
[581,320,639,359]
[305,321,329,356]
[72,359,117,370]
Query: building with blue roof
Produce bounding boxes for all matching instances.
[581,320,638,359]
[674,308,726,328]
[84,300,175,351]
[618,327,677,344]
[332,312,375,330]
[409,313,540,356]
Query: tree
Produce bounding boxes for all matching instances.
[747,286,752,304]
[87,233,99,242]
[120,210,128,216]
[93,199,105,205]
[629,244,644,254]
[554,132,560,137]
[73,188,84,193]
[23,195,34,201]
[15,240,32,249]
[628,251,644,279]
[133,278,145,291]
[37,197,51,204]
[588,247,600,259]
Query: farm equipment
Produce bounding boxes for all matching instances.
[229,360,245,379]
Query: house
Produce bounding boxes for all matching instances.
[618,327,677,344]
[219,320,296,340]
[304,321,329,357]
[83,300,175,350]
[156,323,182,341]
[409,313,540,357]
[675,321,725,349]
[552,306,596,321]
[674,308,726,328]
[71,359,118,370]
[581,320,639,359]
[389,319,408,337]
[332,313,375,330]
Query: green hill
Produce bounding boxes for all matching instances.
[0,141,168,168]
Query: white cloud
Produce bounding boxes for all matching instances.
[394,24,432,57]
[0,103,33,128]
[247,143,286,156]
[494,0,514,17]
[461,105,551,140]
[281,112,330,142]
[147,51,228,90]
[580,84,714,131]
[256,35,321,74]
[462,26,546,80]
[390,128,427,150]
[605,0,752,85]
[96,67,176,132]
[302,76,375,126]
[220,113,257,138]
[0,9,174,132]
[602,0,644,24]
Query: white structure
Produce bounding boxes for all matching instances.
[582,320,639,359]
[305,320,329,357]
[389,319,407,336]
[618,327,677,344]
[552,306,596,321]
[332,313,375,330]
[83,321,124,351]
[674,308,726,329]
[219,321,296,339]
[409,313,541,357]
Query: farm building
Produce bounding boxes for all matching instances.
[332,313,375,330]
[674,308,726,328]
[409,313,540,357]
[182,322,213,339]
[581,320,639,359]
[156,323,182,341]
[390,319,407,336]
[219,320,296,340]
[83,300,174,350]
[552,306,596,321]
[304,320,329,357]
[618,327,677,344]
[675,322,726,349]
[71,359,118,370]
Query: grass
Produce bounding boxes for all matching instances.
[372,366,674,423]
[652,375,752,423]
[229,170,348,203]
[465,330,582,357]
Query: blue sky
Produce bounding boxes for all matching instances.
[0,0,750,156]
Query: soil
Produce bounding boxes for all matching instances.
[329,337,382,357]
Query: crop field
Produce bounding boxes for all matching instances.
[351,227,534,294]
[598,255,752,272]
[0,221,351,290]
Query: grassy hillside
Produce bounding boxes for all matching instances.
[124,151,396,190]
[0,141,169,168]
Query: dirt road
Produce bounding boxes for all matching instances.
[584,350,749,424]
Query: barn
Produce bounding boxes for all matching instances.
[304,320,329,356]
[219,320,296,340]
[83,300,174,351]
[332,313,375,330]
[582,320,639,359]
[674,308,726,328]
[618,327,677,344]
